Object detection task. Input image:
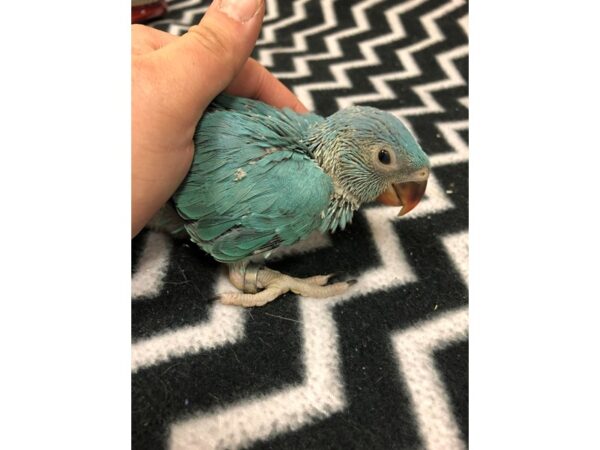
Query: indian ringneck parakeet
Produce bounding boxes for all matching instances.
[151,94,430,307]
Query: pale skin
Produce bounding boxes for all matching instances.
[132,0,354,306]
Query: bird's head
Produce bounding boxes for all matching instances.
[311,106,430,216]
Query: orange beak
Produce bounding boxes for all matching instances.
[376,180,428,216]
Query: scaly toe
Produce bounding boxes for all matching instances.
[219,292,243,306]
[219,287,287,308]
[289,278,354,298]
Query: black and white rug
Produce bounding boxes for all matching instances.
[132,0,468,448]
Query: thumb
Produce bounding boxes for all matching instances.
[153,0,264,118]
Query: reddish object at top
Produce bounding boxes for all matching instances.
[132,0,168,24]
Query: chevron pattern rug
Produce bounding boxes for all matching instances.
[132,0,468,448]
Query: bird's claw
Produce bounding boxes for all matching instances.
[222,265,355,307]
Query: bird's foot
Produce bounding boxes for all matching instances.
[221,263,355,307]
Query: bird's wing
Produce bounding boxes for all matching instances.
[172,99,333,262]
[207,93,323,155]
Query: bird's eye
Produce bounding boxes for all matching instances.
[378,149,391,165]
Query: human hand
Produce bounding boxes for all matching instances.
[132,0,308,237]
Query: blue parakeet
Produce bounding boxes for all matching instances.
[153,94,430,307]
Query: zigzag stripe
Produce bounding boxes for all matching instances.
[320,0,429,92]
[256,0,311,46]
[442,231,468,285]
[132,276,246,372]
[392,307,468,450]
[286,0,388,109]
[392,42,467,117]
[169,299,346,450]
[393,15,467,150]
[131,232,172,300]
[430,119,468,167]
[333,0,437,107]
[392,13,467,121]
[337,0,466,108]
[274,0,384,82]
[257,0,339,67]
[459,13,468,35]
[263,0,280,23]
[131,232,332,372]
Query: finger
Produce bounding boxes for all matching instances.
[225,58,309,113]
[150,0,265,120]
[131,24,177,55]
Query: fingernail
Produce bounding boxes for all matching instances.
[219,0,261,23]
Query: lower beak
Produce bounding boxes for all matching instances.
[376,180,428,216]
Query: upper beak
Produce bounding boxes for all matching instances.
[376,177,429,216]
